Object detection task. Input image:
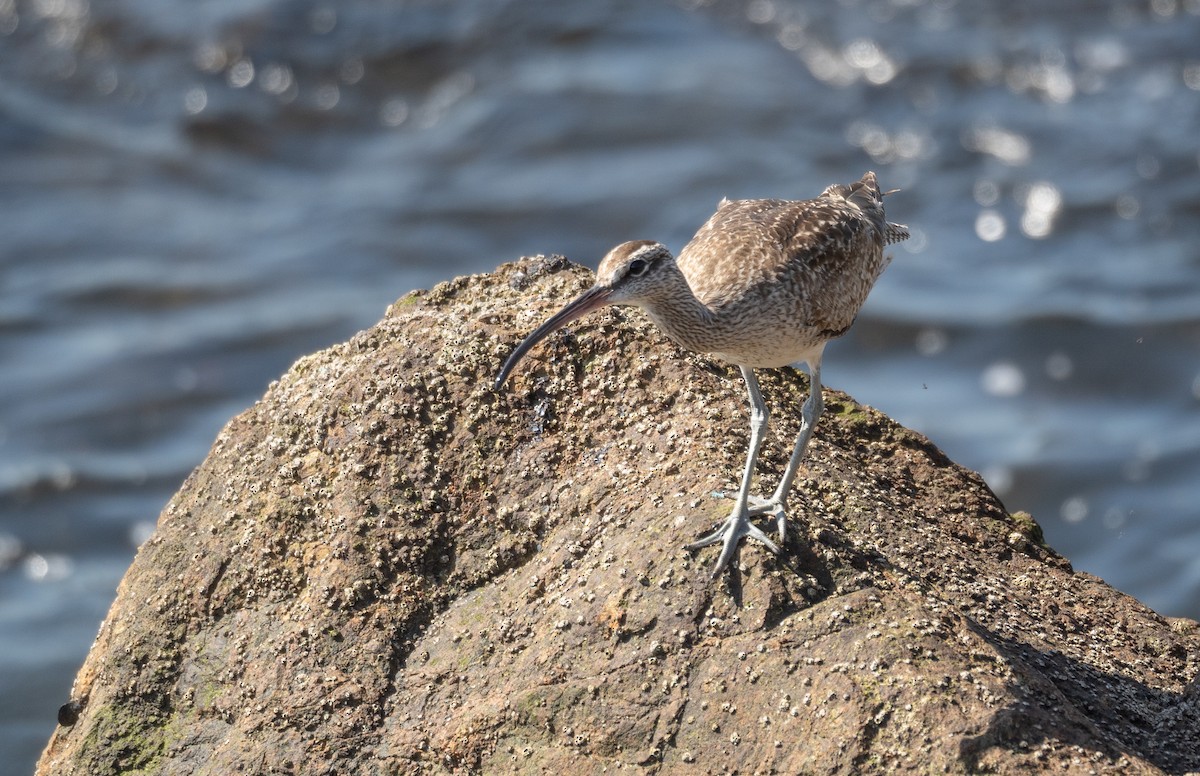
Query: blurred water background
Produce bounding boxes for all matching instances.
[3,0,1200,770]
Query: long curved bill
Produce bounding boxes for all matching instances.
[494,285,613,389]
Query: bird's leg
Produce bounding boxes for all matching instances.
[685,366,782,577]
[745,361,824,542]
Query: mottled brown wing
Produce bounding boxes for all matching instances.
[678,197,888,336]
[778,200,889,336]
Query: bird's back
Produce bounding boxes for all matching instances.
[672,172,906,367]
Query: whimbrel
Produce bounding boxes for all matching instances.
[495,171,909,577]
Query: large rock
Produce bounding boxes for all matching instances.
[40,257,1200,774]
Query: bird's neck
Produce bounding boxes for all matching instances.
[634,260,715,352]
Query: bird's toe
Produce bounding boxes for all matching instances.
[744,496,789,541]
[685,510,783,578]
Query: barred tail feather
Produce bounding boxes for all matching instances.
[885,221,910,245]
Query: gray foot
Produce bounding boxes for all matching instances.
[711,491,789,543]
[685,510,783,578]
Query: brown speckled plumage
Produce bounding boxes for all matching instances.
[590,170,907,368]
[497,171,908,578]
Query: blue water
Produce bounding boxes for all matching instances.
[3,0,1199,771]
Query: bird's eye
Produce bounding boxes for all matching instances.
[628,258,649,277]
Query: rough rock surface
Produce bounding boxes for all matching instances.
[40,257,1200,775]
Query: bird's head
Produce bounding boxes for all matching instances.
[595,240,675,303]
[494,240,674,389]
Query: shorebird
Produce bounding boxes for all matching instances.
[495,171,908,577]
